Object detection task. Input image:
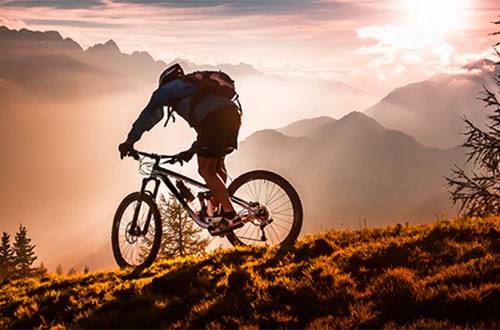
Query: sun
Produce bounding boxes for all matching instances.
[403,0,470,32]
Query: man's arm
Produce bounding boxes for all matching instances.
[126,107,164,144]
[126,79,196,143]
[119,79,196,158]
[119,104,165,159]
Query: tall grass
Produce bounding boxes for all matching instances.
[0,217,498,328]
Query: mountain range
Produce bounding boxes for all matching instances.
[0,26,163,101]
[229,111,467,234]
[365,60,498,148]
[0,26,371,123]
[0,25,493,271]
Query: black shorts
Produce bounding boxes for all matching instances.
[195,106,241,158]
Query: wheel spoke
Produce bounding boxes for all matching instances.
[258,179,263,201]
[113,193,161,268]
[272,208,293,216]
[227,174,301,247]
[266,184,283,206]
[270,221,291,232]
[249,225,259,242]
[270,199,291,213]
[267,192,288,207]
[272,215,293,225]
[264,181,271,205]
[238,223,251,238]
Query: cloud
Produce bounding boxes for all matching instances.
[0,0,374,68]
[0,15,25,29]
[109,0,361,18]
[25,18,126,28]
[1,0,104,9]
[1,0,369,21]
[357,25,445,52]
[1,0,496,91]
[356,24,462,75]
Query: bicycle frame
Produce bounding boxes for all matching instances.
[131,153,252,234]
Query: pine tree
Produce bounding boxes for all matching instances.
[0,232,15,280]
[13,224,37,277]
[446,22,500,216]
[55,264,63,275]
[84,265,90,273]
[67,267,77,276]
[33,262,48,278]
[143,195,211,259]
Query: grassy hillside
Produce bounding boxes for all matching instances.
[1,217,499,329]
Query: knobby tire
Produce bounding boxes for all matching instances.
[111,192,162,268]
[226,170,303,247]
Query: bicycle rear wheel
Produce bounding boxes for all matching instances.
[226,170,303,247]
[111,192,162,268]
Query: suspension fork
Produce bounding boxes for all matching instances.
[130,177,160,235]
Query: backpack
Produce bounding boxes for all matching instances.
[184,70,238,103]
[164,70,241,127]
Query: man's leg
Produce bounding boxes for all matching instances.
[209,157,227,210]
[216,157,228,183]
[198,156,234,214]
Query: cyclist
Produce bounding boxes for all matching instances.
[118,63,243,235]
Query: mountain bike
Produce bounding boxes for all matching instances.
[112,150,303,268]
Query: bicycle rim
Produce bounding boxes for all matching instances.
[227,170,302,247]
[112,192,161,268]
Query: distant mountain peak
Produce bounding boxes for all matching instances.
[462,58,496,71]
[338,111,384,129]
[341,111,365,119]
[249,129,288,140]
[0,25,83,53]
[131,50,154,61]
[86,39,120,53]
[278,116,336,138]
[364,64,492,148]
[0,25,64,42]
[168,59,261,76]
[307,111,387,143]
[104,39,118,48]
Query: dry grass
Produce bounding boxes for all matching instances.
[0,216,498,329]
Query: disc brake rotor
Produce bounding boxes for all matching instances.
[125,222,139,244]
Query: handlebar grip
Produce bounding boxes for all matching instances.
[130,150,139,160]
[166,157,179,164]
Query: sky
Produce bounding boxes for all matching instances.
[0,0,499,269]
[1,0,499,95]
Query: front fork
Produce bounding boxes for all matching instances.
[130,177,160,236]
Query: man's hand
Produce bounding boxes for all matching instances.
[173,141,197,165]
[118,142,135,159]
[174,149,195,165]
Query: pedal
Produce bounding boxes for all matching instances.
[208,225,227,237]
[205,216,222,227]
[208,220,244,236]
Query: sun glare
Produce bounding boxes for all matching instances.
[403,0,470,31]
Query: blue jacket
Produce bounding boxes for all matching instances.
[126,78,236,143]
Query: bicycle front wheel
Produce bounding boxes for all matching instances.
[111,192,162,268]
[227,170,303,247]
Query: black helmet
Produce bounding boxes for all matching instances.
[159,63,184,87]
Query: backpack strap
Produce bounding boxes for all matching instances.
[233,93,243,114]
[182,72,208,125]
[163,106,176,127]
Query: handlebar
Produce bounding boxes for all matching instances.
[130,150,178,164]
